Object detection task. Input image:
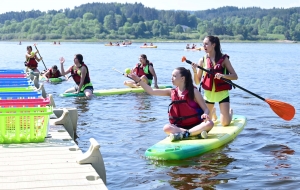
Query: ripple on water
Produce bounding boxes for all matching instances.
[4,42,298,189]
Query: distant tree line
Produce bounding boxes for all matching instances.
[0,3,299,41]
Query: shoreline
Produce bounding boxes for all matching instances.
[4,39,298,43]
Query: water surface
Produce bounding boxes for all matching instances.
[1,41,299,189]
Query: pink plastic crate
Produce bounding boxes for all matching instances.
[0,98,50,108]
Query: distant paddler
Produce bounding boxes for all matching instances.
[59,54,94,99]
[25,45,42,73]
[124,54,159,89]
[42,65,67,81]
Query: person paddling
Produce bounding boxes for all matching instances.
[59,54,94,99]
[130,67,214,141]
[124,54,159,89]
[191,36,238,126]
[25,46,42,73]
[43,65,66,80]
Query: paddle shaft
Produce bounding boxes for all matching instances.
[112,68,134,81]
[185,59,265,101]
[34,45,47,70]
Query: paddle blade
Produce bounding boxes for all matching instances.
[181,56,187,62]
[265,99,295,121]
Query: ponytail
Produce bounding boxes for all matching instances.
[176,67,195,100]
[206,35,222,62]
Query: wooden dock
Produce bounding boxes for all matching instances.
[0,123,107,190]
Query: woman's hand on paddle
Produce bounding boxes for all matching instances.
[191,62,198,73]
[214,73,224,79]
[59,57,65,64]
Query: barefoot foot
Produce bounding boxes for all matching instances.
[212,107,218,121]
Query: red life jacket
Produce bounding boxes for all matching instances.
[27,58,38,69]
[168,88,203,127]
[135,63,153,80]
[201,54,232,92]
[48,68,61,78]
[69,63,91,85]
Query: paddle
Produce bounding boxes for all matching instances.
[112,68,134,81]
[182,56,295,121]
[33,44,47,70]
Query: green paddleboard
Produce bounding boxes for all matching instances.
[39,76,65,83]
[60,85,173,97]
[145,115,246,160]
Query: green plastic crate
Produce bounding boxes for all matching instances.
[0,87,35,92]
[0,107,53,144]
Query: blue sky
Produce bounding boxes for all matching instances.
[0,0,299,13]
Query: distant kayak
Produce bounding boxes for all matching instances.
[60,85,172,97]
[105,44,121,46]
[140,46,157,48]
[145,115,246,160]
[184,48,202,51]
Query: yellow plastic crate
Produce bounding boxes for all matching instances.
[0,107,53,144]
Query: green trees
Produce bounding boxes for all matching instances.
[0,3,298,41]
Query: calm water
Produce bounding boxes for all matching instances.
[1,41,300,189]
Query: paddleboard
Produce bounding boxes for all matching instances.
[60,85,173,97]
[144,115,246,160]
[39,76,65,83]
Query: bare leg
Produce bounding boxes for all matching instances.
[84,89,93,99]
[65,87,76,93]
[188,120,214,136]
[219,102,233,126]
[163,119,214,137]
[211,107,218,121]
[205,103,215,121]
[124,80,139,88]
[163,124,187,135]
[124,76,149,88]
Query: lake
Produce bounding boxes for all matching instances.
[1,41,299,189]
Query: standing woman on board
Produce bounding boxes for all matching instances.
[59,54,93,99]
[191,36,238,126]
[124,54,159,89]
[129,67,214,141]
[25,46,42,72]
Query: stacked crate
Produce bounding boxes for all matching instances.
[0,69,53,143]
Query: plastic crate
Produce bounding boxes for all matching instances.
[0,106,53,144]
[0,69,25,74]
[0,82,34,87]
[0,98,50,107]
[0,74,27,78]
[0,92,42,100]
[0,78,29,81]
[0,80,31,85]
[0,87,35,92]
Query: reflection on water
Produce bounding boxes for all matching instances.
[73,97,90,113]
[148,147,235,190]
[258,144,295,180]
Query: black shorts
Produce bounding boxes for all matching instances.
[75,85,94,93]
[205,96,230,104]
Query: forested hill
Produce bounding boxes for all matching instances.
[0,2,299,41]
